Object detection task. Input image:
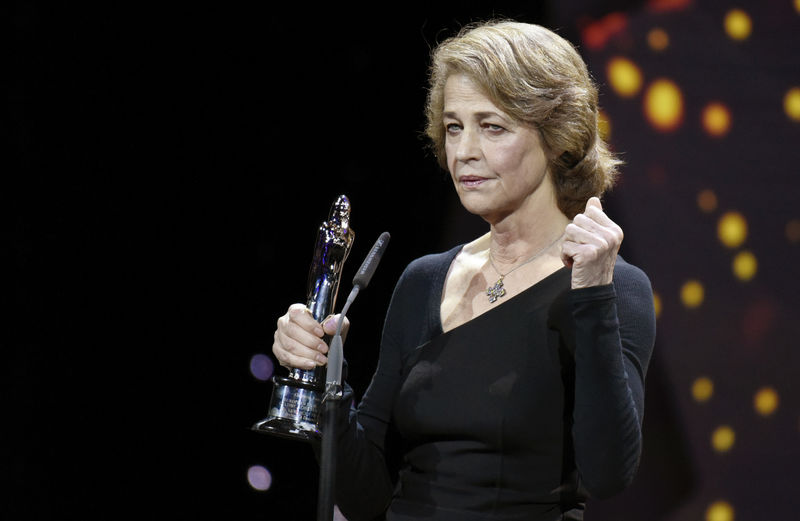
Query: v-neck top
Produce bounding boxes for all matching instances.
[328,244,656,521]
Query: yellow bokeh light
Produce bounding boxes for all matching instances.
[692,377,714,402]
[653,291,662,318]
[787,219,800,243]
[795,0,800,13]
[647,28,670,51]
[732,251,757,281]
[698,189,718,213]
[754,386,779,416]
[702,102,732,137]
[784,87,800,122]
[724,9,752,41]
[717,211,748,248]
[644,79,684,132]
[681,280,704,308]
[607,57,644,98]
[598,110,612,140]
[706,500,735,521]
[711,425,736,452]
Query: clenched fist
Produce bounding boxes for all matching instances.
[561,197,624,289]
[272,303,350,370]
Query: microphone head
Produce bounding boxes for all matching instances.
[352,231,390,289]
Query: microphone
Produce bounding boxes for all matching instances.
[325,232,391,395]
[352,231,391,290]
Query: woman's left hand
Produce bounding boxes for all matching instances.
[560,197,624,289]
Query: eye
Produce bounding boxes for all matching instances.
[482,122,506,134]
[445,123,462,135]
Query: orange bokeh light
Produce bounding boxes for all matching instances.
[607,57,644,98]
[644,79,684,132]
[702,102,732,137]
[647,28,670,51]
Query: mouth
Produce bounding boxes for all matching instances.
[458,175,490,188]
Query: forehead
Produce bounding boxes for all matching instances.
[443,74,503,114]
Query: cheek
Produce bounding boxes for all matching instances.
[444,142,458,173]
[487,144,527,173]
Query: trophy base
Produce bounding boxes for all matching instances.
[251,416,321,442]
[251,376,323,442]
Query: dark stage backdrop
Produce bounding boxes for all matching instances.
[7,1,799,520]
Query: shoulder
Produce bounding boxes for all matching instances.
[613,256,653,297]
[612,257,657,344]
[399,244,462,286]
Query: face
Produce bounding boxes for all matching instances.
[443,74,552,223]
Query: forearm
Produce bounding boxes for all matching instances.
[570,283,650,499]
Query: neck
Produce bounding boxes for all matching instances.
[487,202,569,270]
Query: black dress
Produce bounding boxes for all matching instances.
[328,245,656,521]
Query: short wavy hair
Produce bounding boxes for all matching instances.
[424,20,621,218]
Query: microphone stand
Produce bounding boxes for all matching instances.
[316,287,358,521]
[316,231,389,521]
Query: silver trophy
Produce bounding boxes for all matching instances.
[253,195,355,441]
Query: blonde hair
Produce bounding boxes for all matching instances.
[424,20,621,218]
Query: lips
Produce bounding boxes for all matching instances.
[459,175,489,188]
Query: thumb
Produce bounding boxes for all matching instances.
[586,196,602,212]
[322,314,340,335]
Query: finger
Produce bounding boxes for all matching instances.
[564,221,609,250]
[282,307,327,347]
[571,212,609,236]
[273,328,328,369]
[560,245,575,268]
[288,304,325,337]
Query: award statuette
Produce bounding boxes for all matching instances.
[252,195,355,441]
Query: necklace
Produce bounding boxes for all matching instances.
[486,232,565,303]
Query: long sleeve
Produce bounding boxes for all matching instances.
[570,261,656,499]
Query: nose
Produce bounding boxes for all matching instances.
[454,127,481,163]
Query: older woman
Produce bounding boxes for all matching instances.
[272,20,656,521]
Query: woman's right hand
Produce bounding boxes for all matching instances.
[272,304,349,370]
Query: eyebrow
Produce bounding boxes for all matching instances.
[442,111,509,121]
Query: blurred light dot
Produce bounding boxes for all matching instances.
[644,78,684,132]
[653,291,662,318]
[742,298,777,344]
[724,9,752,40]
[697,189,718,213]
[784,87,800,122]
[607,57,644,98]
[247,465,273,491]
[681,280,705,309]
[648,0,692,12]
[787,219,800,243]
[711,425,735,452]
[732,251,758,281]
[647,27,670,51]
[250,353,275,381]
[706,500,735,521]
[598,110,612,141]
[796,0,800,13]
[754,386,779,416]
[692,377,714,402]
[702,102,732,137]
[717,211,748,248]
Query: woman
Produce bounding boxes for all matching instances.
[272,20,656,521]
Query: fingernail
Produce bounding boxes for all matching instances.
[316,354,327,365]
[314,326,324,337]
[317,342,328,354]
